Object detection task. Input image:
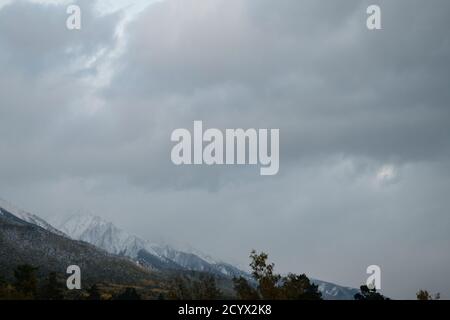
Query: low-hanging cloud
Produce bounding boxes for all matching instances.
[1,0,450,299]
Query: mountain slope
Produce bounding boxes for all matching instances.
[0,205,156,286]
[56,214,359,299]
[56,214,184,271]
[57,214,249,278]
[313,279,359,300]
[0,199,359,299]
[0,198,66,237]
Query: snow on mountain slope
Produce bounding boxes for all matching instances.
[56,214,209,270]
[0,202,154,286]
[56,214,161,259]
[0,198,66,237]
[312,279,360,300]
[0,198,359,299]
[179,245,219,265]
[56,214,250,278]
[55,214,359,299]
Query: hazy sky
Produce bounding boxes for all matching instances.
[1,0,450,299]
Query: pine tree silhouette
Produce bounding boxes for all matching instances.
[354,285,388,300]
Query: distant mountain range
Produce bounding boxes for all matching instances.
[54,214,248,279]
[0,198,359,299]
[0,199,153,286]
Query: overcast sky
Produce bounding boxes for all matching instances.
[1,0,450,299]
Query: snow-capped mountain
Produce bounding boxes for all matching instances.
[0,198,65,237]
[0,200,155,285]
[54,214,360,298]
[56,214,247,278]
[56,214,157,258]
[0,198,360,299]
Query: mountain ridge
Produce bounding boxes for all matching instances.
[0,203,156,287]
[0,198,359,299]
[55,213,359,299]
[55,213,250,279]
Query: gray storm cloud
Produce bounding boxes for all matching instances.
[0,0,450,299]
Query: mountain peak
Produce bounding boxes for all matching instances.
[56,213,156,259]
[56,212,250,278]
[0,198,358,299]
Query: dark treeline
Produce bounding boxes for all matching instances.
[0,265,64,300]
[0,265,141,300]
[167,250,391,301]
[0,251,439,300]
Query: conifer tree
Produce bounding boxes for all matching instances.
[41,272,64,300]
[233,276,260,300]
[282,273,322,300]
[193,275,222,300]
[168,276,193,300]
[14,264,38,299]
[354,285,388,300]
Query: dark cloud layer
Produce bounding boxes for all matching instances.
[0,0,450,298]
